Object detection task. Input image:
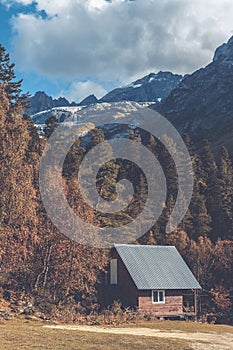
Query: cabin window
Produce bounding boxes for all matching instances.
[110,259,117,284]
[152,290,165,304]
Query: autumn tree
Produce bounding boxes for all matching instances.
[0,47,39,291]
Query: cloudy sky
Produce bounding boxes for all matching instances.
[0,0,233,103]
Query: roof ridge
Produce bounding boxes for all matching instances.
[113,244,176,248]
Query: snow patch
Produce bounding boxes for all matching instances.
[133,83,142,88]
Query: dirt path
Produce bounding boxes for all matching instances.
[44,325,233,350]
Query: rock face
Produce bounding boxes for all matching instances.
[153,36,233,151]
[100,71,182,103]
[79,94,98,106]
[28,92,99,115]
[213,36,233,64]
[28,91,72,115]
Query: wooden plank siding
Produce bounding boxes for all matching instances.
[138,290,183,315]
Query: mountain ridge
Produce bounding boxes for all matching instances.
[153,35,233,151]
[100,71,183,103]
[29,36,233,153]
[27,70,182,115]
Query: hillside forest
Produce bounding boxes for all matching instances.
[0,45,232,323]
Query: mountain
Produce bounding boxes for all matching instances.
[27,91,76,115]
[79,94,98,106]
[28,71,182,115]
[31,101,151,138]
[100,71,182,103]
[153,36,233,152]
[28,92,99,115]
[31,101,150,125]
[29,36,233,154]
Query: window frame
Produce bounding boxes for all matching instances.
[152,290,165,304]
[110,258,118,285]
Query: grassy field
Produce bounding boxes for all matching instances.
[0,318,232,350]
[124,319,233,334]
[0,319,191,350]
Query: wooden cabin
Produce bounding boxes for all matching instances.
[101,244,201,317]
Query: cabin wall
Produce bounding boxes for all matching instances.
[101,250,138,308]
[138,290,183,315]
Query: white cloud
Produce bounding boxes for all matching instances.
[4,0,233,84]
[59,80,107,102]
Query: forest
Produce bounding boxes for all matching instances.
[0,44,232,324]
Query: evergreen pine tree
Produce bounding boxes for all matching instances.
[217,147,233,239]
[0,44,29,109]
[44,115,59,138]
[189,192,212,240]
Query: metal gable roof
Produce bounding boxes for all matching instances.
[114,244,201,290]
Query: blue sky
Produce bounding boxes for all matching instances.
[0,0,233,103]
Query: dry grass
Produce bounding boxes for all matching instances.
[0,319,192,350]
[123,320,233,334]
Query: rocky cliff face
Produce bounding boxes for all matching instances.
[28,91,72,115]
[153,36,233,151]
[213,36,233,64]
[100,71,182,103]
[79,94,98,106]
